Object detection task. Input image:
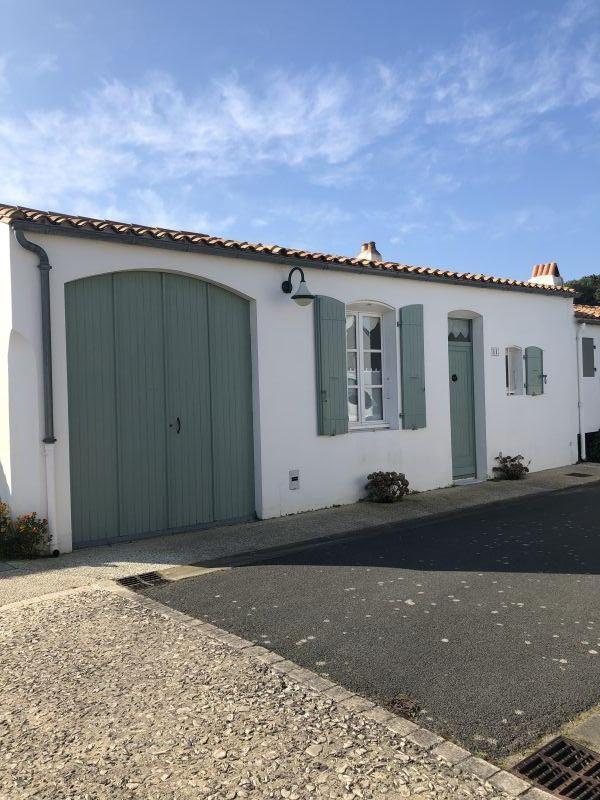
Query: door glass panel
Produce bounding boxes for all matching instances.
[364,387,383,421]
[346,315,357,349]
[448,318,471,341]
[348,388,359,422]
[363,352,382,385]
[362,316,381,350]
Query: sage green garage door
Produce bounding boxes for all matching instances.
[65,272,254,547]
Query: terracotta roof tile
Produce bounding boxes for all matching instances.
[0,203,576,296]
[574,304,600,320]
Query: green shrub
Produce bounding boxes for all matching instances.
[0,500,12,558]
[493,454,530,480]
[365,471,410,503]
[12,513,50,558]
[0,504,50,558]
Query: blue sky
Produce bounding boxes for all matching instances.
[1,0,599,281]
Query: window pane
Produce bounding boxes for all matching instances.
[348,388,359,422]
[364,387,383,421]
[363,352,382,385]
[583,337,595,377]
[505,347,524,394]
[362,316,381,350]
[347,351,357,385]
[346,315,357,349]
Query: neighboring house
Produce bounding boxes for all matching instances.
[574,304,600,456]
[0,205,581,552]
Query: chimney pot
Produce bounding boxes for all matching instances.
[356,241,382,263]
[529,261,563,287]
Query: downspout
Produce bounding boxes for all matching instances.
[13,228,59,553]
[576,322,586,461]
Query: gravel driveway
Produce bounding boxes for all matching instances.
[0,589,514,800]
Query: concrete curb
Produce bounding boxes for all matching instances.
[102,582,554,799]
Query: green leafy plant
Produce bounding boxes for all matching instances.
[0,505,50,559]
[493,454,530,480]
[12,513,50,558]
[565,274,600,305]
[365,471,410,503]
[0,500,12,558]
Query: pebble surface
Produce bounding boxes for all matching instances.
[0,590,512,799]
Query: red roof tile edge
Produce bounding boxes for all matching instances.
[574,304,600,320]
[0,203,575,296]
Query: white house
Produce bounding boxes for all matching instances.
[574,304,600,456]
[0,205,582,553]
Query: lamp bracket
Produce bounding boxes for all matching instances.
[281,266,306,294]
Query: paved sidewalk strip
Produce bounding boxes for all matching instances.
[1,464,599,608]
[0,583,553,799]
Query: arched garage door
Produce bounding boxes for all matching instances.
[65,271,255,547]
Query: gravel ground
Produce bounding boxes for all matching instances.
[0,589,513,800]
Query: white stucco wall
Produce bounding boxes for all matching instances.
[578,322,600,434]
[0,223,12,505]
[2,228,47,521]
[4,228,580,551]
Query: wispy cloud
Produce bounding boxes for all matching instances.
[0,0,599,237]
[423,0,600,149]
[0,66,413,211]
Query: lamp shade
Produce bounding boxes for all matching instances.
[292,279,314,307]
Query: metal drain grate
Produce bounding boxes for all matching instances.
[515,736,600,798]
[566,472,595,478]
[115,571,169,590]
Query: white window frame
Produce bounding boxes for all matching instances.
[346,311,387,427]
[505,346,524,395]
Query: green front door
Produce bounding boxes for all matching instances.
[448,330,477,480]
[65,271,254,547]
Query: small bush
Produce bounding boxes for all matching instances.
[0,500,11,557]
[365,471,410,503]
[0,504,50,558]
[493,454,530,480]
[12,513,50,558]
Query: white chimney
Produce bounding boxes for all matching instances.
[356,241,382,263]
[528,262,563,288]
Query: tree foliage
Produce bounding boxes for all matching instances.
[565,274,600,305]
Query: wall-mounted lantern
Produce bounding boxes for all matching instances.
[281,267,315,307]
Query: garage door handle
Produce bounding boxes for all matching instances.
[169,417,181,434]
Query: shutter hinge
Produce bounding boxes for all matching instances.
[396,320,401,328]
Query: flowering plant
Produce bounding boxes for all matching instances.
[365,471,410,503]
[0,500,10,537]
[0,504,50,558]
[12,512,50,557]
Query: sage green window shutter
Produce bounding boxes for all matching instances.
[525,346,544,395]
[399,304,426,429]
[314,296,349,436]
[582,337,596,377]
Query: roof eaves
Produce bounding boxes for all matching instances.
[0,203,576,298]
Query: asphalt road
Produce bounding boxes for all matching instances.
[143,482,600,759]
